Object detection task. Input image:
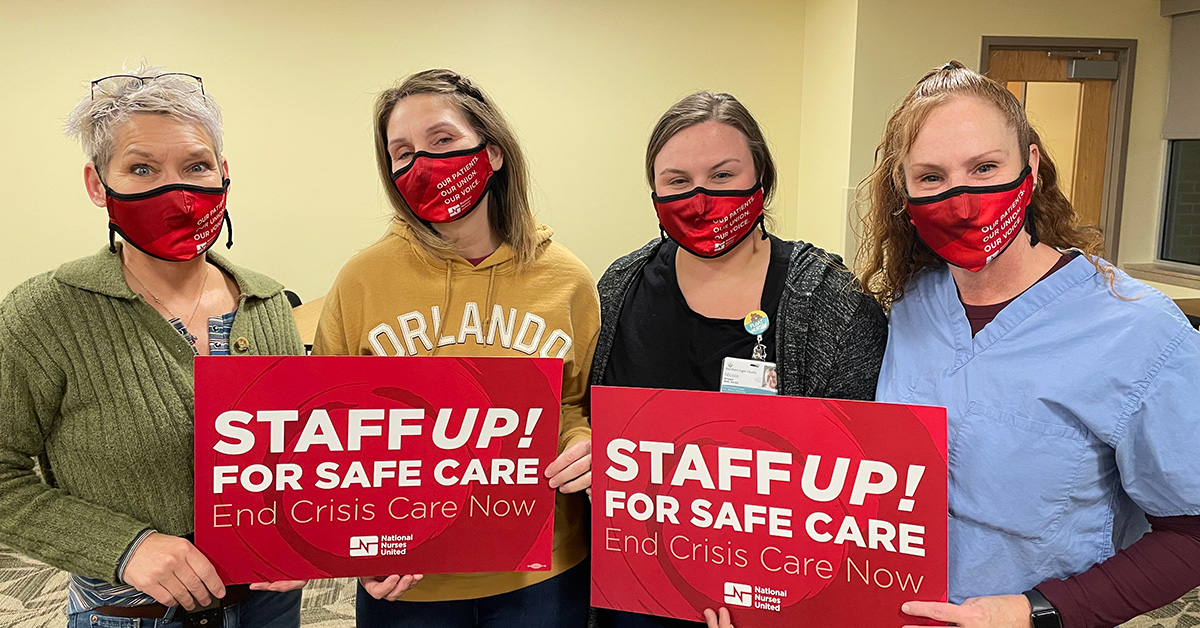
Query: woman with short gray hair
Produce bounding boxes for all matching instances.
[0,65,305,627]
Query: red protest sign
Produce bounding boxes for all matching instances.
[194,356,563,583]
[590,386,947,628]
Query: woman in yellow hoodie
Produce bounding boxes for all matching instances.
[312,69,599,627]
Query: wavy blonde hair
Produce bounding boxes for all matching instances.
[855,61,1108,308]
[373,69,539,266]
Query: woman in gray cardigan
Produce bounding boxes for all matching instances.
[591,91,887,628]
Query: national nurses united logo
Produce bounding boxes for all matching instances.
[349,535,379,557]
[723,582,789,612]
[724,582,753,608]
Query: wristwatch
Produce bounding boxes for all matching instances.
[1023,589,1063,628]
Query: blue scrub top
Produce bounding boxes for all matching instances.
[877,254,1200,602]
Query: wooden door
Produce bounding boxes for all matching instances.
[985,49,1116,231]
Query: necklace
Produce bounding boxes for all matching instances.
[125,263,210,332]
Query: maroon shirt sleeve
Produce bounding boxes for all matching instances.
[1035,514,1200,628]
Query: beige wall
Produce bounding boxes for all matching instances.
[0,0,806,300]
[795,0,859,257]
[5,1,1198,303]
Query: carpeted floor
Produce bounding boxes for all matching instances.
[0,546,356,627]
[2,544,1197,627]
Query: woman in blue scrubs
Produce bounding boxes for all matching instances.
[857,61,1200,628]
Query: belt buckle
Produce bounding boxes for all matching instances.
[181,601,224,628]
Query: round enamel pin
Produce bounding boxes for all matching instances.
[743,310,770,335]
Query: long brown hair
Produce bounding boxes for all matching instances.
[373,69,539,266]
[855,60,1107,308]
[645,91,778,224]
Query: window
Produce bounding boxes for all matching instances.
[1160,140,1200,267]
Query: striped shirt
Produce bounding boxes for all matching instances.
[67,312,236,614]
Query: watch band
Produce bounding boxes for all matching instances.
[1023,589,1063,628]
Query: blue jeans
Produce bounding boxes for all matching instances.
[356,561,589,628]
[66,590,301,628]
[602,609,701,628]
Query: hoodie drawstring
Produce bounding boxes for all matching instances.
[433,260,497,356]
[483,265,496,329]
[433,261,453,357]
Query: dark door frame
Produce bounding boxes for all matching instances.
[980,36,1138,262]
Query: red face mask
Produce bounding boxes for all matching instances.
[391,142,494,223]
[105,179,232,262]
[905,166,1035,272]
[652,184,765,258]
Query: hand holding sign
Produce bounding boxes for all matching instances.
[124,532,225,611]
[902,596,1034,628]
[249,579,308,593]
[360,574,424,601]
[703,608,736,628]
[545,439,592,494]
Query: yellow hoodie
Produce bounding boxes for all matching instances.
[312,221,598,601]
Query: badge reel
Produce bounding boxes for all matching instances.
[719,310,779,395]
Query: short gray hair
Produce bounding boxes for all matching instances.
[65,64,223,175]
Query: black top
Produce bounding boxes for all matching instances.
[592,237,886,401]
[603,235,794,391]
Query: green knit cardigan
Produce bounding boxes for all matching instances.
[0,246,304,582]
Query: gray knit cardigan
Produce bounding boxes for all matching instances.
[589,238,888,401]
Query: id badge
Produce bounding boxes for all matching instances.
[720,357,779,395]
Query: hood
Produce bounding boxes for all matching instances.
[387,220,553,273]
